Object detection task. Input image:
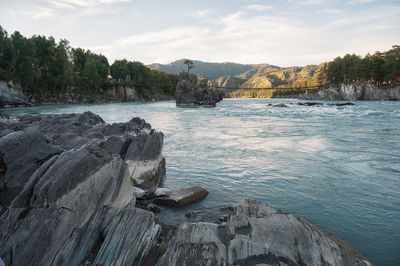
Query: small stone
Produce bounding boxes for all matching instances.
[147,203,161,213]
[132,187,146,199]
[154,188,170,197]
[185,211,197,218]
[219,215,229,223]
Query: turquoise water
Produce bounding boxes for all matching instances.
[1,98,399,266]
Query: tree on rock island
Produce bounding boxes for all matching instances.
[184,59,194,74]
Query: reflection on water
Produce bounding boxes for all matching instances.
[1,98,400,266]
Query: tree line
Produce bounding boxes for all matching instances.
[323,45,400,85]
[0,25,178,99]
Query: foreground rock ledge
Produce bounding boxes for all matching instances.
[158,199,372,266]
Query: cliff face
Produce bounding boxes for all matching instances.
[0,80,173,107]
[0,81,32,107]
[294,84,400,101]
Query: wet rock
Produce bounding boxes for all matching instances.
[185,211,197,218]
[147,203,161,213]
[328,102,355,106]
[298,101,324,106]
[268,103,288,107]
[157,199,372,266]
[154,186,209,208]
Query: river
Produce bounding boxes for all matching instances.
[1,98,399,266]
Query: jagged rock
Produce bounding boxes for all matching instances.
[154,186,209,207]
[0,131,63,207]
[176,72,222,107]
[0,112,166,266]
[93,207,160,265]
[157,199,372,266]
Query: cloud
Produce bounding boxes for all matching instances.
[186,9,211,19]
[288,0,328,7]
[317,8,342,14]
[43,0,130,8]
[245,5,273,11]
[91,9,399,66]
[347,0,374,5]
[27,7,55,19]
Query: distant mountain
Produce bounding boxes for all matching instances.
[149,59,254,79]
[149,59,325,89]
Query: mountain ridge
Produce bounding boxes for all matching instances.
[149,59,324,89]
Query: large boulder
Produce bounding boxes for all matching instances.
[157,199,372,266]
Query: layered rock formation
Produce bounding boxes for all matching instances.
[158,199,371,266]
[0,112,165,265]
[0,112,372,266]
[282,84,400,101]
[176,72,223,107]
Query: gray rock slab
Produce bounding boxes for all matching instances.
[154,186,209,207]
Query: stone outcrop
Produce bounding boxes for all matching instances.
[176,72,223,107]
[0,112,165,266]
[157,199,372,266]
[285,84,400,101]
[0,81,32,107]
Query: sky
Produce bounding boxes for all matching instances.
[0,0,399,67]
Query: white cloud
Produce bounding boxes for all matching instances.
[245,5,273,11]
[43,0,130,8]
[288,0,327,7]
[187,9,211,19]
[27,7,55,19]
[347,0,374,5]
[47,0,76,9]
[317,8,342,14]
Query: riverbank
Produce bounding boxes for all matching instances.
[272,83,400,100]
[0,112,372,265]
[0,80,174,108]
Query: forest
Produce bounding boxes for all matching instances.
[323,45,400,85]
[0,25,178,100]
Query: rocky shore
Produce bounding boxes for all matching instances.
[0,113,372,265]
[0,81,173,108]
[273,83,400,101]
